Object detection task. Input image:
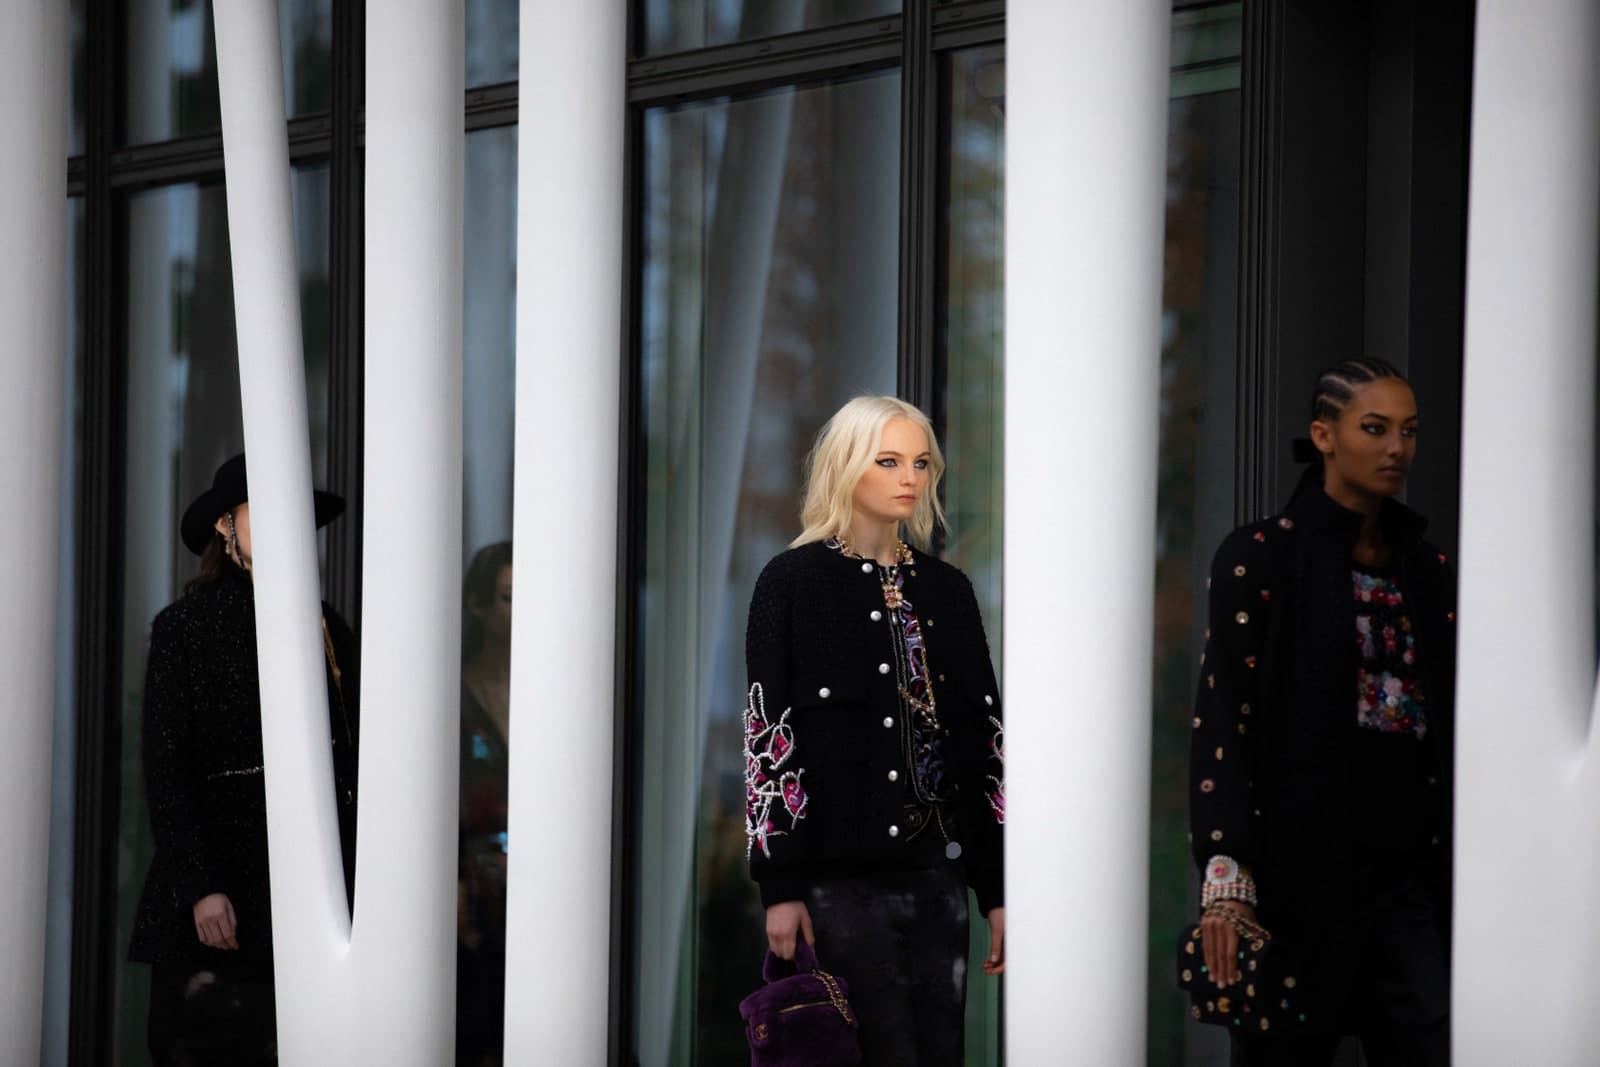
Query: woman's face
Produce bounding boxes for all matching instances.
[1311,378,1419,499]
[851,416,931,530]
[473,564,513,645]
[213,501,253,567]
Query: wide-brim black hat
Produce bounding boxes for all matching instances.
[180,452,346,556]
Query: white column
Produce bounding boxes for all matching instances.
[1454,3,1600,1063]
[504,1,625,1061]
[1004,2,1170,1063]
[0,5,67,1064]
[215,3,464,1061]
[353,3,464,1063]
[212,0,352,1051]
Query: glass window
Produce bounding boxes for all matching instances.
[631,70,901,1065]
[457,123,517,1064]
[112,167,331,1065]
[641,0,900,57]
[938,42,1006,1067]
[467,0,518,86]
[123,0,332,145]
[43,195,87,1067]
[1150,5,1243,1065]
[70,0,86,155]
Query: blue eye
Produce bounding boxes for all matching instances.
[877,458,897,468]
[914,459,929,470]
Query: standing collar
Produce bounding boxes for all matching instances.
[1282,482,1428,552]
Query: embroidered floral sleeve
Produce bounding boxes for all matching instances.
[743,555,812,906]
[984,715,1006,824]
[743,683,807,859]
[1189,523,1278,874]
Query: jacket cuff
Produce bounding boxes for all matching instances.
[756,873,811,908]
[971,870,1003,916]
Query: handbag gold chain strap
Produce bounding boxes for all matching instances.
[810,968,855,1026]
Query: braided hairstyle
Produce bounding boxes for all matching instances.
[1290,358,1411,499]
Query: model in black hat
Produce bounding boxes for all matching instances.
[129,452,359,1065]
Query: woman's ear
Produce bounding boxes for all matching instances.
[1309,419,1336,457]
[213,511,229,537]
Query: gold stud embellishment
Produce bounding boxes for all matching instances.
[1282,977,1296,989]
[1217,997,1232,1013]
[1182,969,1193,983]
[1235,611,1250,624]
[1245,984,1256,997]
[1215,746,1225,760]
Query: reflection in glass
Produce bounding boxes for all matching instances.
[642,0,899,57]
[113,169,331,1065]
[1152,6,1243,1065]
[939,43,1006,1067]
[123,0,332,145]
[632,71,900,1065]
[467,0,518,86]
[457,124,517,1064]
[43,196,86,1067]
[70,0,85,155]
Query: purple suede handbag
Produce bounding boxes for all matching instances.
[739,940,862,1066]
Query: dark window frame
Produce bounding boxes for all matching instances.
[63,2,1276,1063]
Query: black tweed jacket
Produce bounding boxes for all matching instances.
[1189,485,1456,1016]
[129,562,359,964]
[744,540,1005,914]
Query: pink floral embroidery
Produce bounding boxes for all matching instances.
[743,683,807,859]
[985,715,1006,824]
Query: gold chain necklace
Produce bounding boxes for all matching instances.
[833,536,913,609]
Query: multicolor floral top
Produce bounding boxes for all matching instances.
[1353,567,1427,740]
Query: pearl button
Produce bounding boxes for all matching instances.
[818,687,830,699]
[984,695,994,706]
[882,717,894,728]
[870,610,883,622]
[861,562,873,574]
[888,825,900,838]
[945,841,963,860]
[887,770,899,782]
[878,663,890,674]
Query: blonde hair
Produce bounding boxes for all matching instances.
[791,396,947,550]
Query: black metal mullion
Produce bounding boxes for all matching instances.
[67,0,124,1062]
[1235,0,1283,524]
[627,16,901,104]
[930,0,1005,51]
[897,1,935,413]
[325,0,364,623]
[105,115,332,191]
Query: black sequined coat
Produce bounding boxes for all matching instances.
[1189,486,1456,1018]
[129,562,359,964]
[744,540,1006,914]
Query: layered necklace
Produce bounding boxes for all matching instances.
[831,535,915,609]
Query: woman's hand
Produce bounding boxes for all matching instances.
[983,907,1006,976]
[193,892,239,950]
[1200,900,1255,988]
[765,900,815,960]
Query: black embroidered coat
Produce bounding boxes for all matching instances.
[744,541,1006,914]
[1189,486,1456,1018]
[129,562,360,964]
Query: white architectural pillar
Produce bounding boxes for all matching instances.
[1004,2,1170,1062]
[212,0,352,1050]
[504,1,625,1061]
[353,3,465,1063]
[1453,3,1600,1063]
[0,5,68,1063]
[215,3,464,1061]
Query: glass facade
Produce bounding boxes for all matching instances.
[39,1,1472,1062]
[122,0,332,144]
[641,0,901,56]
[112,171,331,1065]
[632,71,902,1065]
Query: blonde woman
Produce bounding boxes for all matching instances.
[743,396,1006,1065]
